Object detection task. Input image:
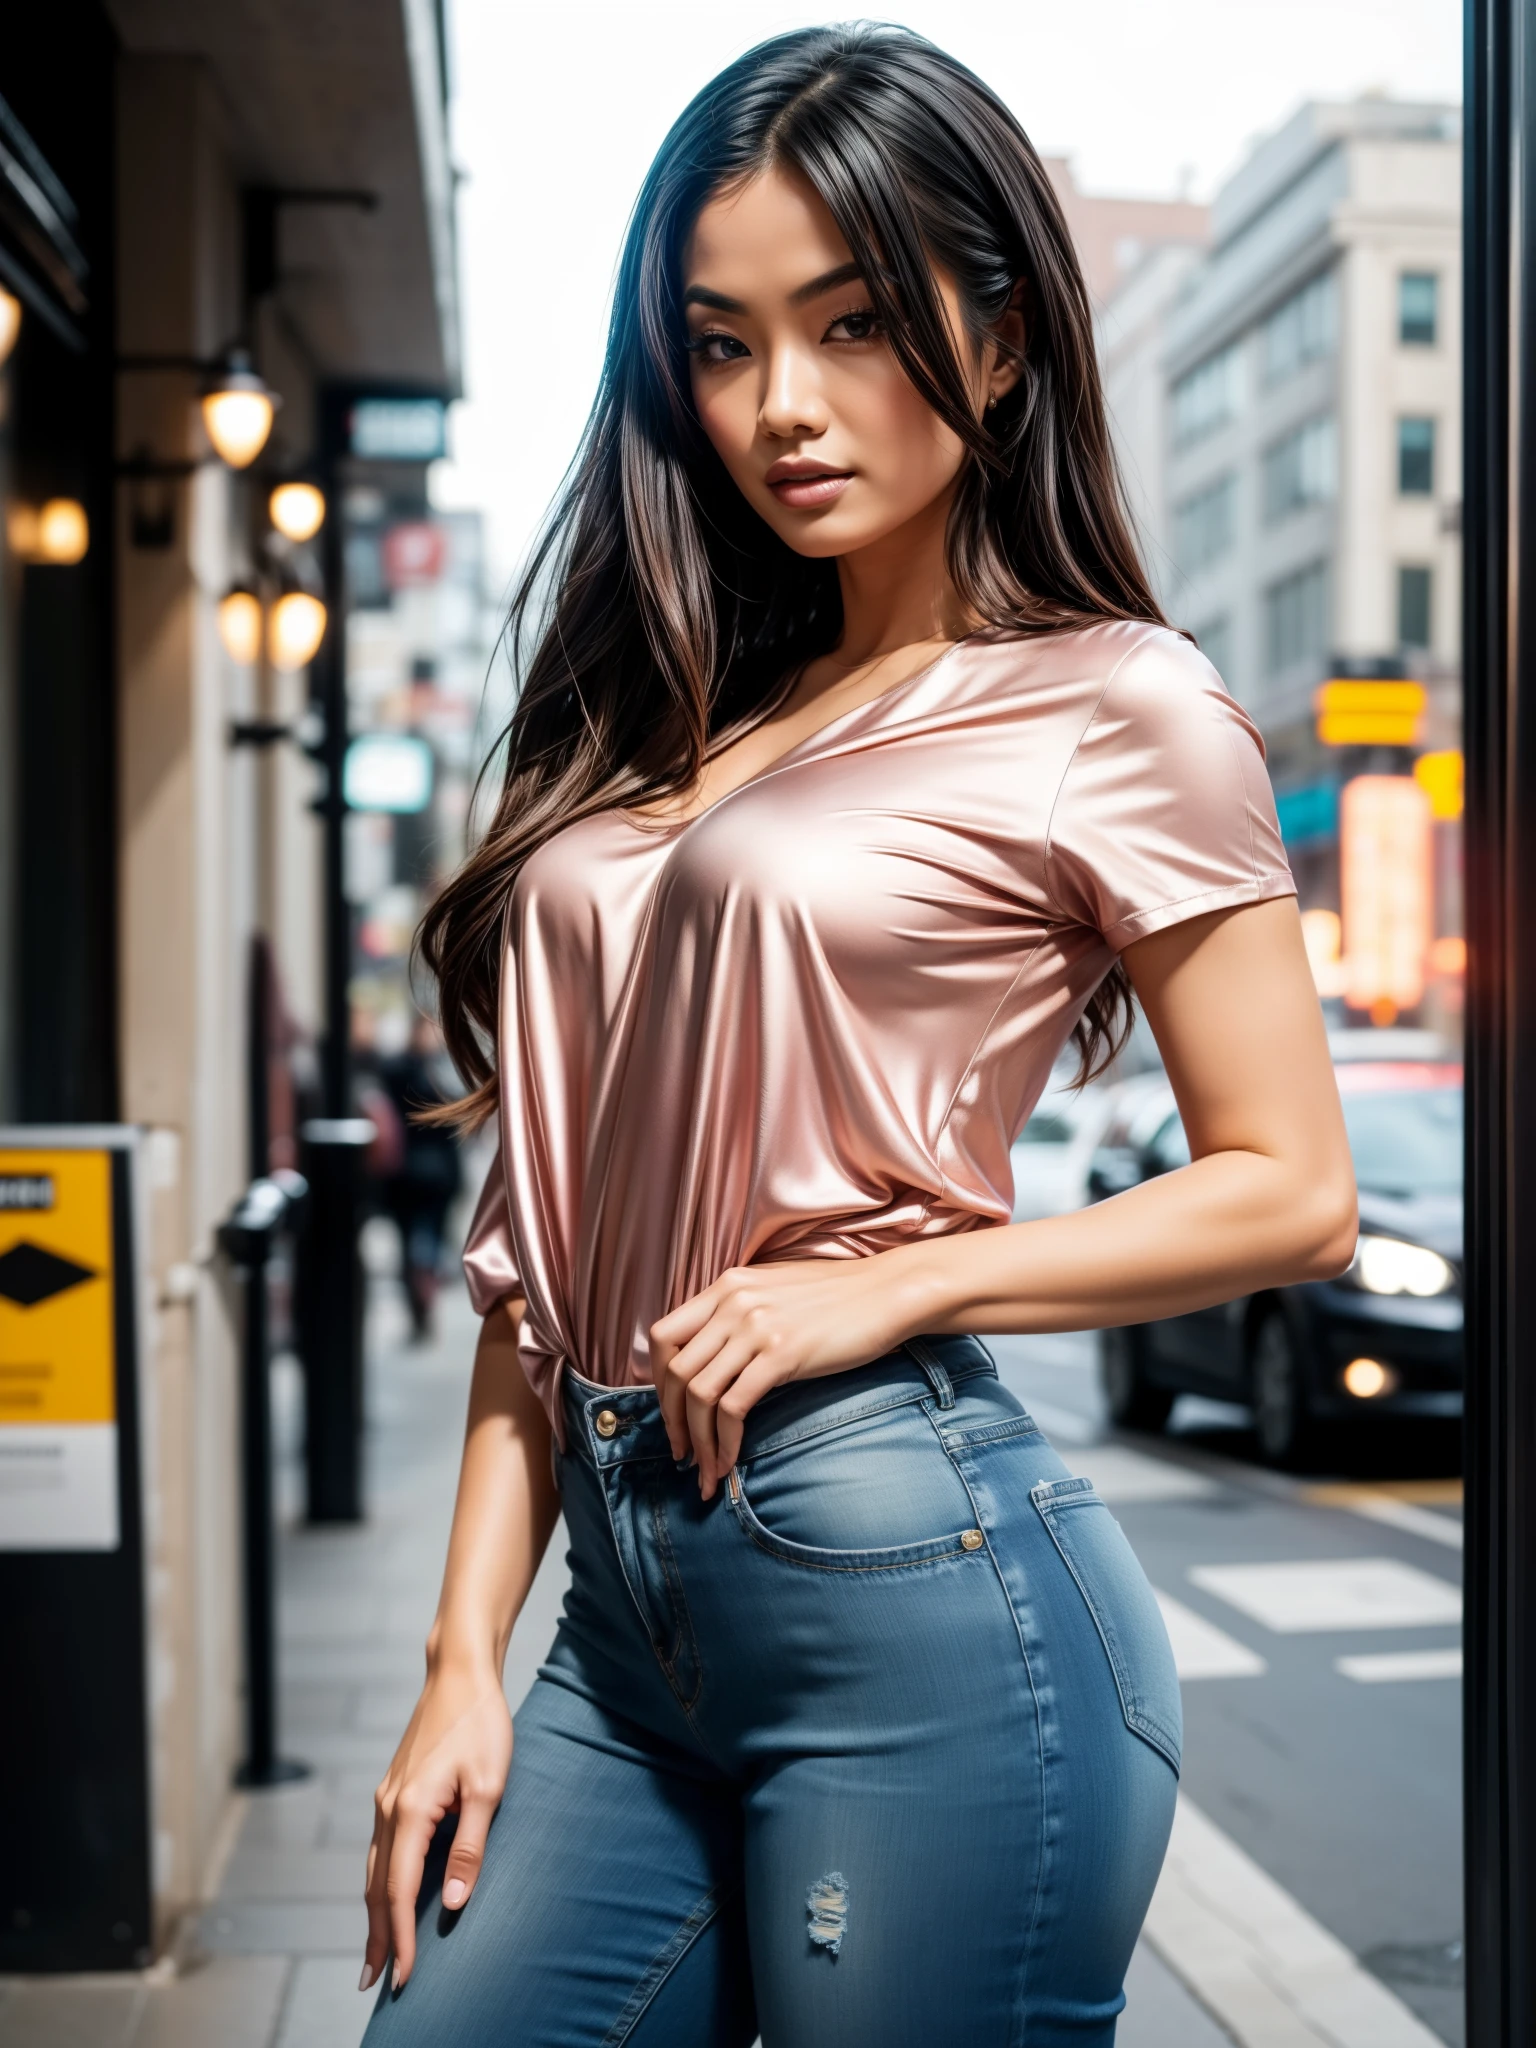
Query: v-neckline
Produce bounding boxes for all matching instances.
[623,634,973,836]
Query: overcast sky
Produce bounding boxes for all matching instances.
[433,0,1462,587]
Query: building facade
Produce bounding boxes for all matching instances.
[1098,97,1463,1024]
[2,1,459,1962]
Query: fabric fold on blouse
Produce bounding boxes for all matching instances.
[463,620,1295,1433]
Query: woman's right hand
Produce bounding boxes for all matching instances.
[361,1662,513,1995]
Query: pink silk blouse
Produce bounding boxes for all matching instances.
[463,620,1295,1432]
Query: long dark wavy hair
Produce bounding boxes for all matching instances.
[421,21,1172,1129]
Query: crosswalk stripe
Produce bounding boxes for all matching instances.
[1336,1647,1462,1684]
[1154,1590,1267,1678]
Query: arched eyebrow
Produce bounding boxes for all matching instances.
[681,260,865,315]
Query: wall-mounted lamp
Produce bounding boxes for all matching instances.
[270,589,328,671]
[7,497,89,564]
[218,584,265,665]
[0,287,20,368]
[200,350,278,470]
[268,481,326,543]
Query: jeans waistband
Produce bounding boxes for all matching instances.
[560,1334,996,1473]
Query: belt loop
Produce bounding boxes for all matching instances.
[904,1335,955,1409]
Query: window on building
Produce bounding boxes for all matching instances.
[1398,417,1437,495]
[1262,271,1338,384]
[1173,474,1237,573]
[1399,272,1439,346]
[1172,342,1244,446]
[1397,565,1434,649]
[1262,416,1338,523]
[1195,615,1234,683]
[1264,560,1330,678]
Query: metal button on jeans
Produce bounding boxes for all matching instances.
[961,1528,985,1550]
[595,1409,619,1439]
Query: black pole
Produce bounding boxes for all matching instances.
[219,1180,308,1790]
[291,388,371,1523]
[316,415,350,1120]
[1462,3,1536,2040]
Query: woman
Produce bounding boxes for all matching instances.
[361,25,1356,2045]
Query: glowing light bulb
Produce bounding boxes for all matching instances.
[218,587,264,666]
[268,481,326,542]
[269,590,327,671]
[36,498,89,564]
[0,287,20,367]
[201,352,277,469]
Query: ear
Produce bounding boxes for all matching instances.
[984,280,1028,409]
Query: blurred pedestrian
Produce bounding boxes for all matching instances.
[378,1016,463,1342]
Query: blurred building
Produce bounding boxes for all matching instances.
[1096,98,1464,1031]
[2,1,458,1960]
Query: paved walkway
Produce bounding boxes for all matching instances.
[0,1253,1229,2046]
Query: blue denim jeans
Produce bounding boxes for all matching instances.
[364,1337,1180,2046]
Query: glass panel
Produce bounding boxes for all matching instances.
[1398,415,1438,494]
[1399,270,1440,345]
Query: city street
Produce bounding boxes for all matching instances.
[994,1330,1464,2047]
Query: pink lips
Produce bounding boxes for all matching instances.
[766,467,852,509]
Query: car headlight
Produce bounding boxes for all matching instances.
[1346,1233,1456,1298]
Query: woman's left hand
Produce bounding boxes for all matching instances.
[649,1254,928,1497]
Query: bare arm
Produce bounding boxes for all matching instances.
[651,899,1358,1494]
[362,1300,559,1993]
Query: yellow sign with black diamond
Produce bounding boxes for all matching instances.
[0,1146,118,1548]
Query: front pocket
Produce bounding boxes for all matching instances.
[1031,1476,1183,1772]
[726,1469,985,1571]
[726,1399,988,1571]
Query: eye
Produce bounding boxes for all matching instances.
[686,329,751,367]
[825,306,883,344]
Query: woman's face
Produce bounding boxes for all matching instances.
[682,165,1018,560]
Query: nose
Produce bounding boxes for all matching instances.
[758,338,827,440]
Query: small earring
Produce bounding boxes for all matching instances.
[985,392,998,411]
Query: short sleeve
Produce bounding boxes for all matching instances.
[461,1144,523,1316]
[1045,627,1295,951]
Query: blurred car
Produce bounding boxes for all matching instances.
[1009,1085,1114,1220]
[1088,1058,1463,1464]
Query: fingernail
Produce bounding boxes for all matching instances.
[359,1963,378,1993]
[443,1877,467,1909]
[391,1963,402,1994]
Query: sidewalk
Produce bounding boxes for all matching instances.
[0,1252,1229,2047]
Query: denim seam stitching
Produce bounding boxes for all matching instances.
[739,1362,994,1463]
[600,1881,735,2048]
[937,1414,1044,1450]
[728,1488,977,1573]
[1033,1498,1182,1771]
[931,1420,1046,2048]
[648,1485,705,1713]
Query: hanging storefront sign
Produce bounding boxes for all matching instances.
[382,519,446,589]
[1340,775,1433,1021]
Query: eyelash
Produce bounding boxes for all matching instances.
[684,304,884,367]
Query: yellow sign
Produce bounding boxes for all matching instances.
[0,1149,116,1426]
[1315,680,1427,748]
[1414,748,1464,821]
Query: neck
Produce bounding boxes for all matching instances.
[832,484,967,666]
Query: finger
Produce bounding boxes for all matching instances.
[440,1794,497,1911]
[658,1321,730,1458]
[361,1821,392,1990]
[714,1357,791,1475]
[649,1284,720,1361]
[685,1335,759,1496]
[385,1796,440,1990]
